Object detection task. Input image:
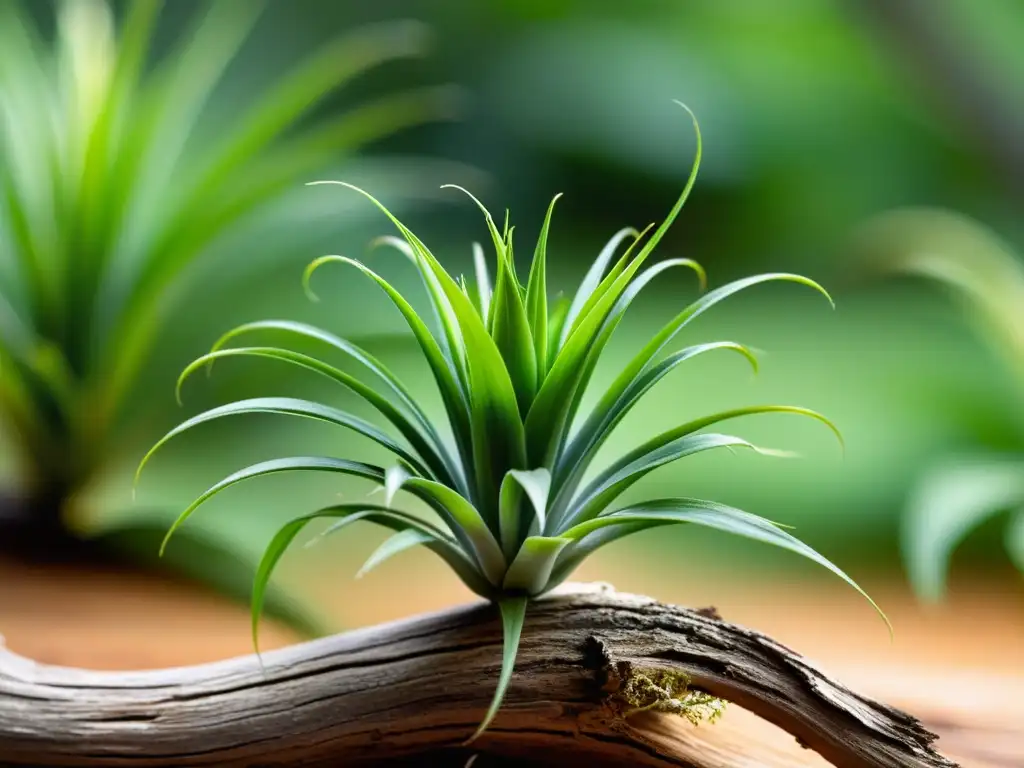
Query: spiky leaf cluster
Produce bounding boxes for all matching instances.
[0,0,446,503]
[143,106,885,740]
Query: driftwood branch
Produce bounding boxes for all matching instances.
[0,583,956,767]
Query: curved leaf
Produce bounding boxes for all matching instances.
[385,463,412,507]
[526,104,703,467]
[544,294,571,371]
[252,503,490,652]
[551,341,758,510]
[356,528,435,579]
[551,257,706,468]
[306,186,527,514]
[441,184,508,267]
[598,273,832,442]
[303,254,472,491]
[559,498,889,631]
[402,476,507,586]
[367,234,469,393]
[551,405,839,533]
[176,345,457,491]
[253,509,374,655]
[558,226,639,349]
[310,503,455,550]
[209,319,447,458]
[440,184,537,416]
[566,433,788,528]
[136,397,432,485]
[489,230,538,414]
[160,456,385,555]
[527,257,704,468]
[902,457,1024,601]
[508,468,551,535]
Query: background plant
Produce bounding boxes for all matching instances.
[143,109,886,738]
[856,208,1024,599]
[0,0,452,549]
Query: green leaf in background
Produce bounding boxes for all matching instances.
[860,207,1024,598]
[93,518,328,639]
[903,457,1024,602]
[0,0,452,545]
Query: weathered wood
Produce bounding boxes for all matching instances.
[0,583,958,767]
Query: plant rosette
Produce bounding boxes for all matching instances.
[141,105,887,740]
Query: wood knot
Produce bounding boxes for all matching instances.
[582,636,630,696]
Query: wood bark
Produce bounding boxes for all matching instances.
[0,583,960,767]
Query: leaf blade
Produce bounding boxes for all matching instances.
[177,344,458,491]
[902,457,1024,601]
[356,528,434,579]
[403,476,507,586]
[554,405,840,533]
[558,227,639,349]
[502,535,570,594]
[251,503,489,652]
[136,396,432,487]
[525,194,561,376]
[498,468,552,560]
[160,456,385,555]
[465,596,528,744]
[552,341,758,509]
[560,498,889,631]
[567,433,786,526]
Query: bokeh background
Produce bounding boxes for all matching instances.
[2,0,1022,683]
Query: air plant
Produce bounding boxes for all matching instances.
[857,207,1024,600]
[0,0,449,531]
[141,105,885,739]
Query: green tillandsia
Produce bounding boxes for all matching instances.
[857,207,1024,600]
[0,0,452,523]
[142,103,888,741]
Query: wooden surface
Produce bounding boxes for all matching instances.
[1,557,1021,766]
[0,583,963,768]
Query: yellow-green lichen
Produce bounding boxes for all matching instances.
[617,669,726,726]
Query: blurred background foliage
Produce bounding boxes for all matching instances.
[5,0,1024,631]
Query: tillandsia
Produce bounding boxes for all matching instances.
[0,0,449,518]
[140,104,887,740]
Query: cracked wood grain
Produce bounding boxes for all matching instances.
[0,583,959,767]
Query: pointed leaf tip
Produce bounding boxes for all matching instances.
[355,528,431,579]
[369,234,415,262]
[465,596,528,744]
[302,254,350,302]
[384,464,411,507]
